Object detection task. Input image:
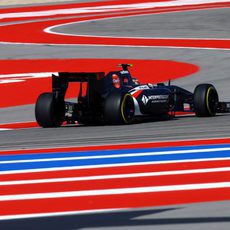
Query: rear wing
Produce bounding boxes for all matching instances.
[51,72,105,102]
[57,72,105,82]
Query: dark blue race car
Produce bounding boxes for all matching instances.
[35,64,230,127]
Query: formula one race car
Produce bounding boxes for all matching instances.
[35,64,230,127]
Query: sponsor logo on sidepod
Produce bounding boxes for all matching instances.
[142,95,169,105]
[142,95,149,105]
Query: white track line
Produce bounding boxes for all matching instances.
[1,157,230,175]
[0,0,230,19]
[0,72,55,84]
[45,13,230,41]
[1,167,230,185]
[0,208,125,221]
[0,0,229,20]
[1,147,229,164]
[0,72,55,79]
[1,182,230,201]
[1,41,230,51]
[1,3,230,50]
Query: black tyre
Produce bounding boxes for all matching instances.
[194,84,219,117]
[35,92,65,127]
[104,91,135,125]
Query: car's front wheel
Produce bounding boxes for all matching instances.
[194,84,219,117]
[104,91,135,125]
[35,92,65,127]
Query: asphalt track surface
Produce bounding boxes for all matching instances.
[0,115,230,151]
[1,201,229,230]
[1,8,230,141]
[0,1,230,229]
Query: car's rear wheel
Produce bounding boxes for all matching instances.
[194,84,219,117]
[104,91,135,125]
[35,92,65,127]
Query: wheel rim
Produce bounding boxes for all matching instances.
[121,94,135,123]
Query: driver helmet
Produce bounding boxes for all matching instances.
[132,78,140,86]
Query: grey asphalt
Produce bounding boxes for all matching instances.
[1,201,230,230]
[0,4,230,230]
[52,8,230,39]
[1,114,230,150]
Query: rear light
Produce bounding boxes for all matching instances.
[112,74,121,88]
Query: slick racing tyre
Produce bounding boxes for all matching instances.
[194,84,219,117]
[104,91,135,125]
[35,92,65,127]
